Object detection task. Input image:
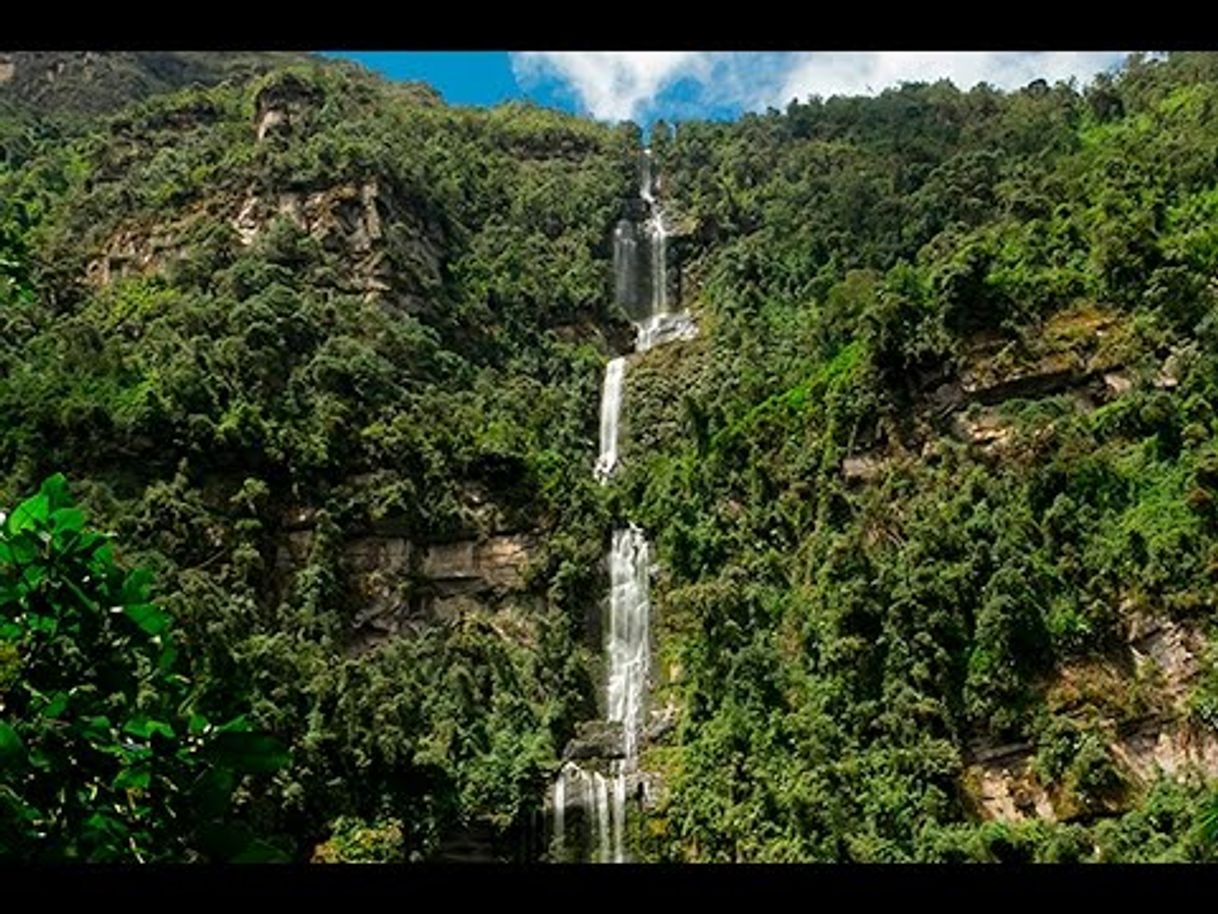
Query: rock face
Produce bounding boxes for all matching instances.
[841,453,887,483]
[85,221,191,287]
[254,73,323,142]
[1112,716,1218,784]
[952,409,1015,452]
[965,743,1056,822]
[963,613,1217,824]
[274,525,539,654]
[89,173,444,314]
[422,535,534,593]
[564,721,626,761]
[1127,612,1204,702]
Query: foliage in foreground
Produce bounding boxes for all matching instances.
[0,474,287,861]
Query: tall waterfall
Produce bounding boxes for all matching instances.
[607,526,651,762]
[594,357,625,482]
[550,147,692,863]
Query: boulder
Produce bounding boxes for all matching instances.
[563,720,625,761]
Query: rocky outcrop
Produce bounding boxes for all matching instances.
[963,613,1217,824]
[952,409,1015,452]
[564,720,625,761]
[85,221,192,287]
[964,744,1056,822]
[230,177,443,307]
[1112,715,1218,784]
[960,357,1102,406]
[273,523,540,654]
[841,453,888,483]
[1127,611,1204,703]
[254,73,323,142]
[422,534,534,594]
[88,174,443,312]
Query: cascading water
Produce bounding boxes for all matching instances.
[606,526,650,762]
[613,220,641,317]
[550,147,693,863]
[594,357,625,482]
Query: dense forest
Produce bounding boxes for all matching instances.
[5,50,1218,862]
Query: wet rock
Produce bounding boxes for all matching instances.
[643,703,678,743]
[563,721,625,761]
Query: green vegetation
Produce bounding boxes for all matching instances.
[0,58,631,860]
[0,474,287,861]
[5,50,1218,861]
[620,52,1218,861]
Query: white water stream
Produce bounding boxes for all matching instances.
[551,148,693,863]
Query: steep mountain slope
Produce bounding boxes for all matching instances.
[6,50,1218,863]
[613,51,1218,861]
[0,51,321,118]
[0,55,637,859]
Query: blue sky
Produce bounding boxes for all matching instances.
[326,52,1135,125]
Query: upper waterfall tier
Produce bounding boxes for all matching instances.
[613,147,674,323]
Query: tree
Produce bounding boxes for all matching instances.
[0,474,287,861]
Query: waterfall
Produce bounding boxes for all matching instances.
[640,148,655,204]
[594,357,625,482]
[554,768,566,849]
[550,147,693,864]
[613,219,640,317]
[648,208,668,315]
[606,526,650,761]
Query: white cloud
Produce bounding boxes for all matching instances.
[511,52,708,121]
[510,51,1135,123]
[777,52,1130,106]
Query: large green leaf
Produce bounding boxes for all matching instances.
[5,533,37,565]
[216,714,251,733]
[123,716,175,740]
[7,493,48,534]
[192,766,237,818]
[112,767,152,791]
[50,507,84,537]
[79,715,113,743]
[121,602,170,636]
[0,720,24,766]
[38,473,72,512]
[121,567,154,605]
